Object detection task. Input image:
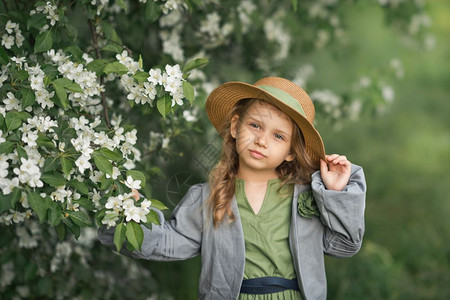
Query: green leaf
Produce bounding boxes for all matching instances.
[86,59,110,75]
[182,58,209,73]
[156,94,172,118]
[48,202,62,226]
[24,262,38,282]
[99,176,113,190]
[101,43,123,54]
[149,199,168,211]
[133,71,149,84]
[16,145,28,160]
[55,223,66,241]
[0,192,12,214]
[138,54,143,69]
[114,222,127,252]
[64,23,78,41]
[41,172,66,187]
[37,277,53,297]
[103,62,129,75]
[73,197,94,211]
[0,46,10,65]
[28,192,51,223]
[5,111,23,131]
[102,22,122,44]
[9,189,21,208]
[52,80,69,110]
[17,111,32,122]
[42,157,60,173]
[34,30,53,53]
[0,141,14,154]
[69,179,90,195]
[182,81,195,104]
[65,46,84,61]
[126,170,146,189]
[95,209,106,227]
[146,210,160,225]
[93,155,113,175]
[68,210,92,227]
[98,147,123,162]
[60,157,73,177]
[62,216,81,239]
[126,240,135,252]
[27,14,47,30]
[36,133,56,149]
[21,88,36,109]
[145,0,162,22]
[125,221,143,251]
[53,78,83,93]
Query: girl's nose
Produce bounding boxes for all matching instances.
[254,133,268,148]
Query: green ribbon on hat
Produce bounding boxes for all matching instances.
[257,85,306,117]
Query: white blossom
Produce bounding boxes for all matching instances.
[75,154,92,174]
[381,85,395,103]
[1,34,14,49]
[3,92,21,111]
[125,175,141,189]
[105,166,121,180]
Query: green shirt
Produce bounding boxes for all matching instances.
[236,178,302,300]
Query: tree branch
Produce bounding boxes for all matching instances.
[88,18,111,128]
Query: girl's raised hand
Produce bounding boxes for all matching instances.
[320,154,351,191]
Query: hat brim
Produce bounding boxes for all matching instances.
[206,81,326,165]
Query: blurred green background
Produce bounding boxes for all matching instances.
[319,1,450,299]
[147,1,450,299]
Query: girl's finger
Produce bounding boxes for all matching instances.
[332,155,347,164]
[326,154,339,161]
[320,159,328,174]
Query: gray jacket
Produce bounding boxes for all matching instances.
[98,164,366,300]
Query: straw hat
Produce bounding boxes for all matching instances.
[205,76,326,165]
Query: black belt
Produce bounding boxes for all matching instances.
[240,276,300,294]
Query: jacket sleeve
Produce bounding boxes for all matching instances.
[311,163,366,257]
[98,183,204,261]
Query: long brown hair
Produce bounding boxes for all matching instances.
[207,99,318,227]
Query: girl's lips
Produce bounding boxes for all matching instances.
[249,150,266,159]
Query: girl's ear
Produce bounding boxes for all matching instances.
[285,153,295,162]
[230,115,239,138]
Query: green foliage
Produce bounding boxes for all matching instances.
[0,0,438,298]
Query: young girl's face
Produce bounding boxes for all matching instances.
[231,100,295,178]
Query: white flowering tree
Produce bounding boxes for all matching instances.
[0,0,431,298]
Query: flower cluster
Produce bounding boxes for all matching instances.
[27,64,55,109]
[1,21,25,49]
[311,89,342,119]
[0,209,32,226]
[102,190,152,228]
[30,1,60,31]
[293,64,316,89]
[159,9,185,62]
[117,51,185,107]
[198,12,233,48]
[69,115,140,174]
[237,0,256,34]
[139,0,184,15]
[264,16,291,62]
[46,50,104,115]
[16,220,41,248]
[307,0,345,49]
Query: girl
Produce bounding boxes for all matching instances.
[99,77,366,300]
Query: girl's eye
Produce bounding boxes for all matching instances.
[249,123,260,129]
[274,133,284,140]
